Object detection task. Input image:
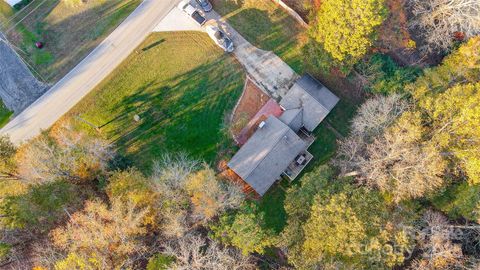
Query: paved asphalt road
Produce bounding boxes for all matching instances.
[1,0,179,145]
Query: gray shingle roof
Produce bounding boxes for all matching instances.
[227,115,307,195]
[279,108,303,132]
[280,74,339,131]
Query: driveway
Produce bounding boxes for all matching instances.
[1,0,180,145]
[155,3,298,99]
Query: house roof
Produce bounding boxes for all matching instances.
[227,115,307,195]
[280,74,339,131]
[279,107,303,132]
[235,99,283,145]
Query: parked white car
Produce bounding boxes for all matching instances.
[177,0,206,26]
[206,25,234,53]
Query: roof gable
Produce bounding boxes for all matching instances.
[228,116,307,195]
[280,75,339,131]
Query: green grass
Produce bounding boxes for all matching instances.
[211,0,305,73]
[0,100,13,128]
[5,0,141,82]
[65,32,245,172]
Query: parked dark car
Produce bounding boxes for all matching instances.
[178,0,207,26]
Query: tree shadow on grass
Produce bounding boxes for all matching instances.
[101,56,244,171]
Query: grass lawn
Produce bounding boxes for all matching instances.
[3,0,141,82]
[211,0,306,73]
[64,32,245,172]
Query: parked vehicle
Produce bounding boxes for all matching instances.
[206,25,234,53]
[195,0,213,12]
[178,0,206,26]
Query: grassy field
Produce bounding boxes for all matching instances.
[211,0,305,73]
[3,0,141,82]
[64,32,245,171]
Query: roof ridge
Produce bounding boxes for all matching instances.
[243,118,291,179]
[300,85,329,112]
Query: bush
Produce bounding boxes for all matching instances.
[0,243,11,261]
[1,181,80,230]
[146,254,174,270]
[431,183,480,222]
[354,53,421,94]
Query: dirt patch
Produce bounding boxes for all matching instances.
[230,78,270,136]
[233,98,283,145]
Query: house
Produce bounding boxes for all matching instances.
[228,74,339,196]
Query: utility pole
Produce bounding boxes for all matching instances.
[75,115,101,134]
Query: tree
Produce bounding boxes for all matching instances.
[419,83,480,184]
[1,181,81,231]
[337,112,446,202]
[410,211,465,269]
[280,165,335,268]
[50,199,148,269]
[431,182,480,223]
[353,53,421,94]
[405,38,480,184]
[185,167,244,222]
[106,168,159,226]
[150,154,200,237]
[0,135,17,179]
[300,184,414,269]
[409,36,480,101]
[348,93,409,139]
[210,203,276,255]
[146,253,174,270]
[15,124,114,184]
[150,154,244,237]
[162,234,255,270]
[310,0,387,66]
[408,0,480,52]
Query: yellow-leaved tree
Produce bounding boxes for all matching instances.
[420,83,480,184]
[311,0,387,65]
